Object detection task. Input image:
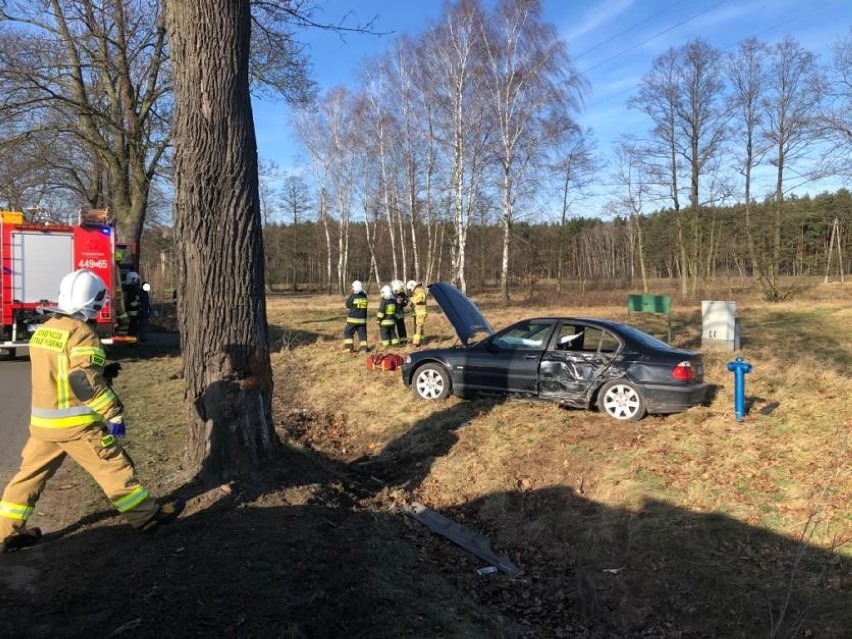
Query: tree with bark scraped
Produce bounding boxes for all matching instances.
[164,0,277,482]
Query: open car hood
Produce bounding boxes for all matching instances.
[427,282,494,346]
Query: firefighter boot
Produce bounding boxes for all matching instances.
[2,527,42,553]
[140,498,185,533]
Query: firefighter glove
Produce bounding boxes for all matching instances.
[103,362,122,380]
[108,416,126,437]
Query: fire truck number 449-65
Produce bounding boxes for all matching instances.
[1,208,138,358]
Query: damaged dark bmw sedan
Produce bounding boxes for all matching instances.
[401,283,709,421]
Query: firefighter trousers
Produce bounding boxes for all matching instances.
[412,314,426,346]
[0,424,159,541]
[343,322,367,351]
[395,318,408,344]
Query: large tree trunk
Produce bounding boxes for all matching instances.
[165,0,277,483]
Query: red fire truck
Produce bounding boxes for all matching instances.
[1,208,134,357]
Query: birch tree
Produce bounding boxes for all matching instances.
[760,37,826,299]
[631,39,727,297]
[820,29,852,177]
[630,49,687,296]
[294,96,337,294]
[727,38,770,283]
[675,38,727,292]
[478,0,583,303]
[612,137,653,292]
[548,122,597,293]
[425,0,489,293]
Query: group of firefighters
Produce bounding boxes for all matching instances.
[344,279,428,352]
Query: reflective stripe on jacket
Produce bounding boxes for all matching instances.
[29,315,123,429]
[376,299,397,326]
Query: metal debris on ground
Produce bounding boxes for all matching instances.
[405,501,524,577]
[759,401,780,415]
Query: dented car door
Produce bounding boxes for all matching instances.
[538,322,621,406]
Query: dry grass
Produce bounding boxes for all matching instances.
[111,280,850,636]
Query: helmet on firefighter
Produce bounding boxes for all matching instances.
[114,249,125,263]
[56,269,107,321]
[381,284,394,300]
[125,271,141,286]
[352,280,363,293]
[391,279,405,294]
[406,280,418,293]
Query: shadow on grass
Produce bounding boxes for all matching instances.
[2,386,848,638]
[3,445,507,639]
[349,398,504,493]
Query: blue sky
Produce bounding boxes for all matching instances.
[253,0,851,213]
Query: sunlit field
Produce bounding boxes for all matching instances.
[112,278,850,636]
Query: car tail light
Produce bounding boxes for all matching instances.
[672,361,696,382]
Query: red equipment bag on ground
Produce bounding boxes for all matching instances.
[367,353,405,372]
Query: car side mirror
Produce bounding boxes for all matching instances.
[485,340,499,353]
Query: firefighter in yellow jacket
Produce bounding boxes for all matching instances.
[407,280,428,347]
[0,269,183,552]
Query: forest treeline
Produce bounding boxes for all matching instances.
[239,187,850,299]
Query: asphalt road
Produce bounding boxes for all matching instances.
[0,355,31,485]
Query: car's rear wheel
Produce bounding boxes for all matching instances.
[598,379,646,421]
[412,363,451,400]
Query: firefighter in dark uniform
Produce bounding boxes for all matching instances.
[376,285,399,348]
[391,279,409,346]
[123,271,143,338]
[343,280,368,353]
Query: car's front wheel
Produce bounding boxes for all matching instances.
[412,363,451,400]
[598,379,646,421]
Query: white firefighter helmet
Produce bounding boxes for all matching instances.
[380,284,394,300]
[406,280,417,292]
[125,271,141,286]
[351,280,363,293]
[391,279,405,294]
[56,269,107,321]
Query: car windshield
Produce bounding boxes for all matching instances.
[492,320,555,350]
[617,323,674,350]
